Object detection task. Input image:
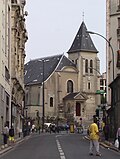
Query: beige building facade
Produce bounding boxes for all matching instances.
[0,0,11,132]
[11,0,28,132]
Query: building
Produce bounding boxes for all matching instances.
[0,0,11,132]
[24,21,100,127]
[11,0,28,132]
[106,0,120,137]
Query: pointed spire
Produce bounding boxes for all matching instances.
[67,21,98,54]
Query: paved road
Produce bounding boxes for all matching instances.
[0,133,120,159]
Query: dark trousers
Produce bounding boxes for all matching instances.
[104,133,109,141]
[3,134,8,145]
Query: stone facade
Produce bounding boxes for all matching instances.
[11,0,28,132]
[0,0,11,132]
[25,22,101,127]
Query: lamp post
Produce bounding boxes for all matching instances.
[42,59,45,133]
[86,31,114,80]
[87,66,106,120]
[39,59,49,132]
[87,66,102,77]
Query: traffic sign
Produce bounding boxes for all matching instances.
[96,90,105,94]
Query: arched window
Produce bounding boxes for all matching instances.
[85,59,88,73]
[50,97,53,107]
[67,80,73,93]
[90,60,93,73]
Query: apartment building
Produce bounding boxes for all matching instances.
[11,0,28,132]
[0,0,11,132]
[0,0,28,135]
[106,0,120,136]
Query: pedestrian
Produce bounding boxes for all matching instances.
[89,116,101,156]
[103,123,109,141]
[3,123,9,147]
[116,127,120,150]
[9,126,15,145]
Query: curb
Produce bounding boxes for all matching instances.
[84,136,119,152]
[0,135,31,155]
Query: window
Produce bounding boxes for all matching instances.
[118,0,120,10]
[100,79,104,86]
[50,97,53,107]
[1,86,4,101]
[11,0,17,3]
[88,82,91,90]
[85,59,88,73]
[90,60,93,73]
[118,40,120,49]
[118,18,120,28]
[67,80,73,93]
[5,66,10,81]
[117,50,120,68]
[6,95,9,106]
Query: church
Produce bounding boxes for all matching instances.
[24,21,101,127]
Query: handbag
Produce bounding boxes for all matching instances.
[114,139,119,148]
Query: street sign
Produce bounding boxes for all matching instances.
[96,90,105,94]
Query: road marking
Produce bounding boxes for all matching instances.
[56,139,66,159]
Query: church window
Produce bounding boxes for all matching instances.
[67,80,73,93]
[85,59,88,73]
[90,60,93,73]
[50,97,53,107]
[88,82,91,90]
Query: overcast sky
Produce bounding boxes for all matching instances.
[25,0,106,73]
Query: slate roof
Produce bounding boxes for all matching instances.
[63,92,87,100]
[67,21,98,54]
[24,54,76,85]
[63,92,79,100]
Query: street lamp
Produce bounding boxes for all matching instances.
[86,31,114,80]
[87,66,102,77]
[41,59,49,132]
[42,59,45,133]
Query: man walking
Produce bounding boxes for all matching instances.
[89,116,101,156]
[3,123,9,147]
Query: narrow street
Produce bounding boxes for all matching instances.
[0,133,120,159]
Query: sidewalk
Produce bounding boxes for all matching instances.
[84,135,119,152]
[0,134,31,155]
